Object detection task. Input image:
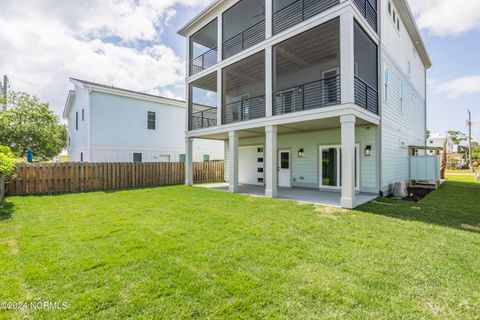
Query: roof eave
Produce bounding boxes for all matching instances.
[62,90,75,119]
[177,0,223,37]
[394,0,432,68]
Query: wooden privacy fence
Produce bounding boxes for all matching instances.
[7,161,224,196]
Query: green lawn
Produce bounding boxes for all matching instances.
[1,175,479,319]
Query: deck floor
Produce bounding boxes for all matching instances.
[197,183,377,208]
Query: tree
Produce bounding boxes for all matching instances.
[0,91,67,160]
[472,145,480,160]
[447,130,467,146]
[0,146,17,177]
[440,138,448,179]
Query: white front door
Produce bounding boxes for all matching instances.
[278,150,291,187]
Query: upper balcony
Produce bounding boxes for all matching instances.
[273,19,340,116]
[188,18,378,132]
[222,0,266,60]
[189,19,218,76]
[222,51,266,124]
[185,0,378,77]
[353,0,377,31]
[272,0,340,35]
[189,72,218,130]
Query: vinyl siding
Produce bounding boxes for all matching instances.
[380,52,426,192]
[225,126,378,192]
[88,91,224,162]
[67,85,90,161]
[380,0,426,100]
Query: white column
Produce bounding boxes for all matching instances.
[217,14,223,62]
[185,137,193,186]
[186,36,191,78]
[340,115,356,209]
[340,11,355,105]
[265,0,273,38]
[265,125,278,198]
[228,131,239,192]
[265,45,273,117]
[217,70,222,125]
[217,14,223,126]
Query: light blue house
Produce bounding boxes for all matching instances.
[179,0,431,208]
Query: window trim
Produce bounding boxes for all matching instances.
[133,152,143,163]
[147,111,156,130]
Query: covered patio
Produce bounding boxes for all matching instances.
[197,183,377,208]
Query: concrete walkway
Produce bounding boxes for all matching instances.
[197,183,377,208]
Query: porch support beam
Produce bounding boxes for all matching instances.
[265,125,278,198]
[340,114,356,208]
[228,131,239,192]
[340,11,355,104]
[185,137,193,186]
[265,45,273,117]
[217,70,222,125]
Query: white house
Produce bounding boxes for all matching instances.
[426,134,458,155]
[179,0,431,208]
[63,78,224,163]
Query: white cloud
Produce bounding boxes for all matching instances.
[0,0,208,116]
[408,0,480,36]
[431,75,480,98]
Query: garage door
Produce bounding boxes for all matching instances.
[239,146,264,185]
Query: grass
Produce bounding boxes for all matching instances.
[0,176,479,319]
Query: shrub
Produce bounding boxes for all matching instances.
[0,146,17,177]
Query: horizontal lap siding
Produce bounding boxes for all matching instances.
[380,52,426,192]
[226,127,378,192]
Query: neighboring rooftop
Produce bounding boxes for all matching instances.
[69,78,184,104]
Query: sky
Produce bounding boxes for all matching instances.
[0,0,479,140]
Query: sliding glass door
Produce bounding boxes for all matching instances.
[319,145,359,190]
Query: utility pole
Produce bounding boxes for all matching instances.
[467,109,472,170]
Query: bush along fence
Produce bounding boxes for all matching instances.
[7,161,224,196]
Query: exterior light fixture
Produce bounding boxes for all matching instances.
[365,145,372,157]
[298,148,305,158]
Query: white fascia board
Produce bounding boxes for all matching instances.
[186,104,380,138]
[62,90,75,119]
[392,0,432,68]
[178,0,226,37]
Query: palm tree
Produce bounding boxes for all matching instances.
[440,138,448,179]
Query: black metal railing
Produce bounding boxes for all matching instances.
[190,47,217,76]
[273,75,341,115]
[222,95,266,124]
[273,0,339,35]
[353,0,377,32]
[190,107,217,130]
[223,20,265,60]
[354,76,378,114]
